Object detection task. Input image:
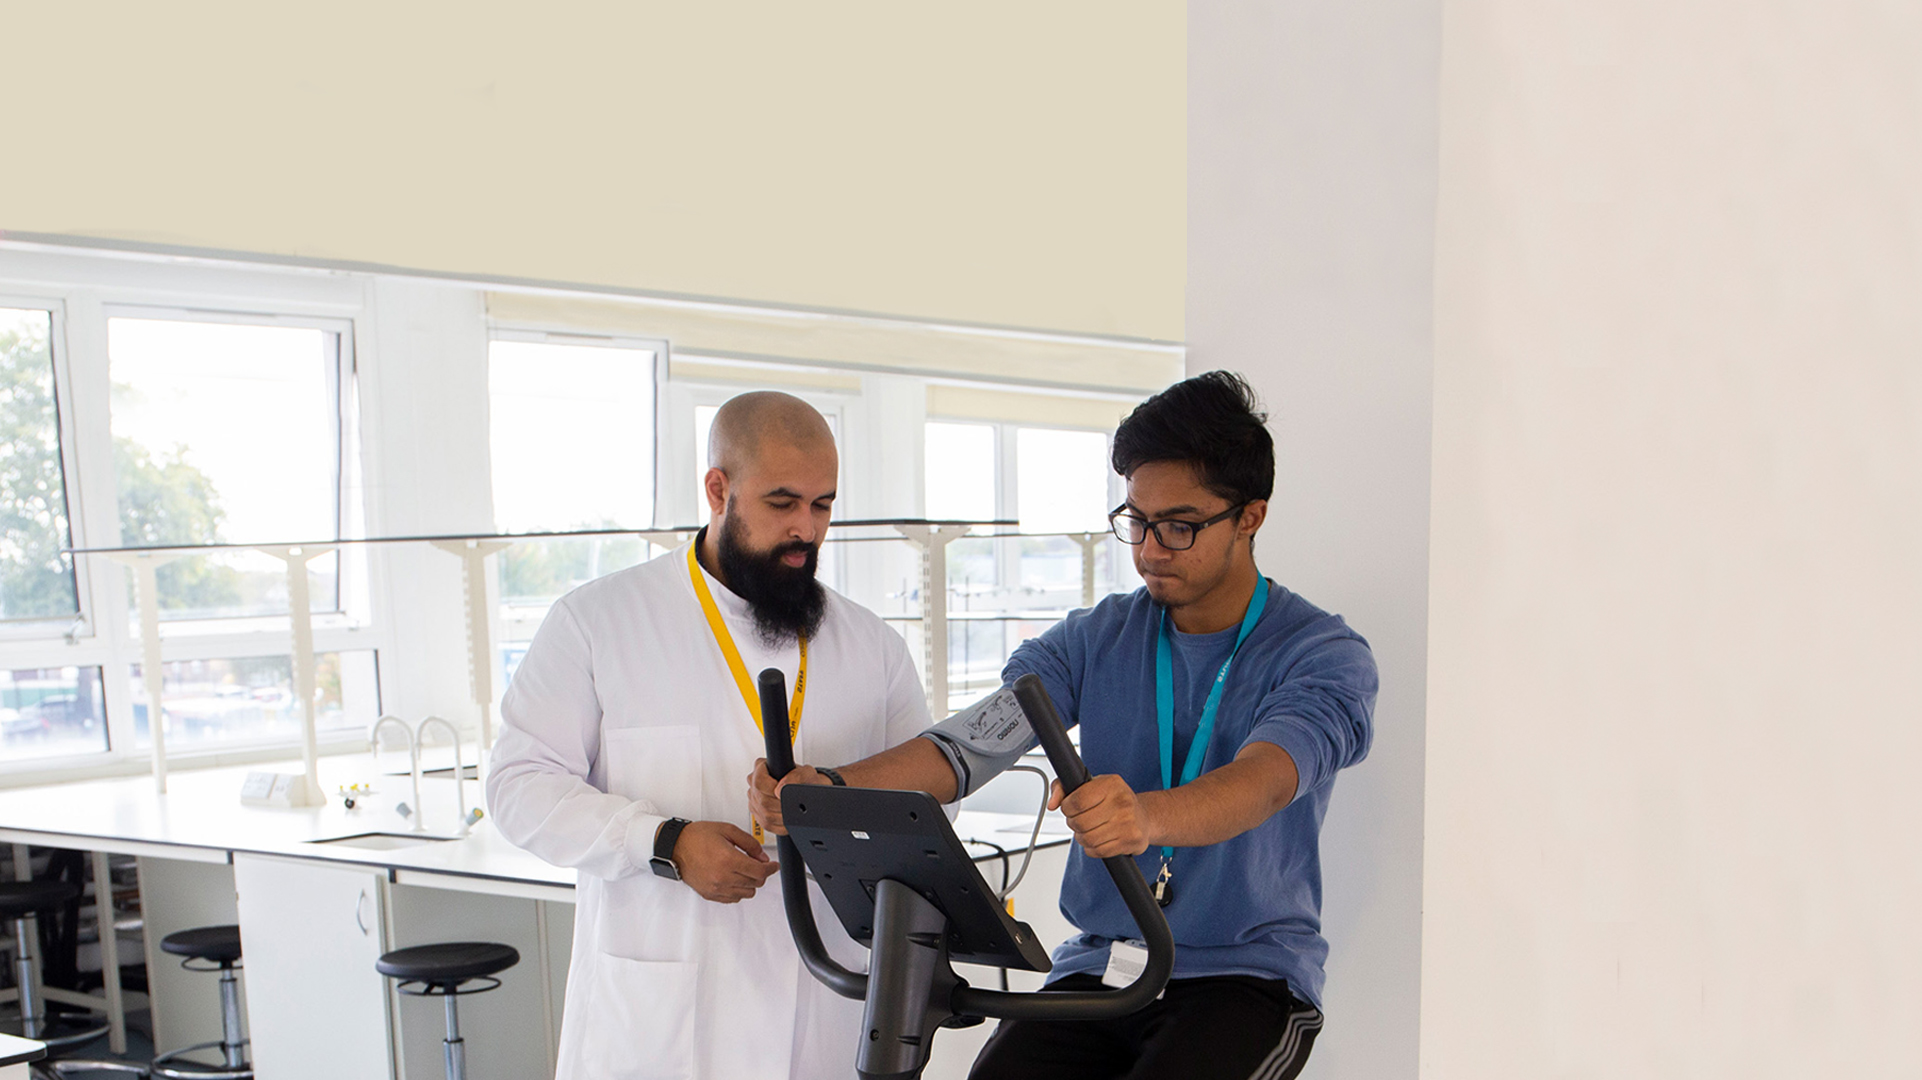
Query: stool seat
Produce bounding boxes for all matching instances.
[0,879,80,920]
[377,942,519,985]
[161,924,243,965]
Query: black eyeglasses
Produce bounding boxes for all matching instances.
[1108,502,1248,551]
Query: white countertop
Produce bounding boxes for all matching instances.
[0,755,572,891]
[0,1034,43,1068]
[0,754,1066,898]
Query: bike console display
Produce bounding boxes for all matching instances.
[783,785,1054,972]
[760,669,1173,1080]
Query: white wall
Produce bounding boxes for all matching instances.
[0,2,1183,341]
[1188,3,1441,1077]
[1422,4,1922,1076]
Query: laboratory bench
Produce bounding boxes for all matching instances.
[0,755,1073,1080]
[0,1034,43,1078]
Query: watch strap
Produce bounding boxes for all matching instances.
[651,817,692,879]
[816,767,847,787]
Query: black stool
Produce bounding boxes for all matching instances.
[376,942,518,1080]
[150,925,250,1079]
[0,880,108,1053]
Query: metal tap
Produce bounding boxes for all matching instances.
[370,715,424,833]
[415,715,472,837]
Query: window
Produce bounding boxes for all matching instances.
[0,306,80,626]
[0,305,107,763]
[107,315,348,621]
[1,291,376,767]
[0,666,107,761]
[488,335,659,647]
[129,651,380,750]
[1014,427,1117,606]
[923,419,1136,707]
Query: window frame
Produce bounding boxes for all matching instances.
[484,325,670,649]
[922,414,1133,705]
[925,414,1128,606]
[0,278,386,777]
[0,293,96,642]
[101,303,362,632]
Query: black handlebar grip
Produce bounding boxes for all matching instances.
[757,665,866,1000]
[1012,674,1089,793]
[760,668,795,780]
[956,672,1175,1020]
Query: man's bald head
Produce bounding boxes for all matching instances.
[708,391,836,476]
[698,391,838,643]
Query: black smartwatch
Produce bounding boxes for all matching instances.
[650,817,692,880]
[816,767,848,787]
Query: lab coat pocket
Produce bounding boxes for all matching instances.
[604,725,703,820]
[578,955,697,1079]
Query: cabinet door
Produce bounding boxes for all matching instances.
[234,855,394,1080]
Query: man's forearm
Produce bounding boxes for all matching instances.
[1139,742,1298,849]
[835,736,959,803]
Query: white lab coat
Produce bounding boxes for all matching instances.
[487,541,931,1080]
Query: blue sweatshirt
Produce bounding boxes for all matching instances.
[1003,580,1376,1007]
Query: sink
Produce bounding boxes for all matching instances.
[308,832,457,850]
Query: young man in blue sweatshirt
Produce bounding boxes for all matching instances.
[750,371,1378,1080]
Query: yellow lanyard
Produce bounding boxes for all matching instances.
[688,543,806,839]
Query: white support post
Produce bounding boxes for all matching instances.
[1074,532,1103,610]
[428,539,514,763]
[894,524,971,719]
[101,550,188,794]
[255,545,336,807]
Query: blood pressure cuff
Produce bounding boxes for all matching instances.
[918,684,1041,799]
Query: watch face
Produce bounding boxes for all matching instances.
[650,856,680,881]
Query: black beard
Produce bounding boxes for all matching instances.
[713,516,827,647]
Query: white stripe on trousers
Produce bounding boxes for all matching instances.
[1245,1003,1324,1080]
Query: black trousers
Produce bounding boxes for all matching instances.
[967,973,1323,1080]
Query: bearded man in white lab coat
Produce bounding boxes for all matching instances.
[488,391,931,1080]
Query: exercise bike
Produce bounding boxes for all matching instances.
[761,670,1174,1080]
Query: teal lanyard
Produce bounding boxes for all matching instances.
[1155,578,1269,861]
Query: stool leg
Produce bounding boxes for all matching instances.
[13,915,41,1040]
[218,963,247,1069]
[442,992,465,1080]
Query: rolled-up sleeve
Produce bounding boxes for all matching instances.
[1242,629,1377,802]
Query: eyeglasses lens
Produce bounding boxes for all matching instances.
[1111,515,1198,550]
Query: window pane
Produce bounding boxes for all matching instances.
[1016,428,1110,533]
[490,341,654,533]
[109,317,342,619]
[925,422,997,522]
[130,650,379,750]
[0,308,80,622]
[0,667,107,761]
[498,535,649,608]
[490,340,657,613]
[947,618,1006,702]
[1015,428,1113,607]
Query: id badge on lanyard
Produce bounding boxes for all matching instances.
[1151,579,1268,907]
